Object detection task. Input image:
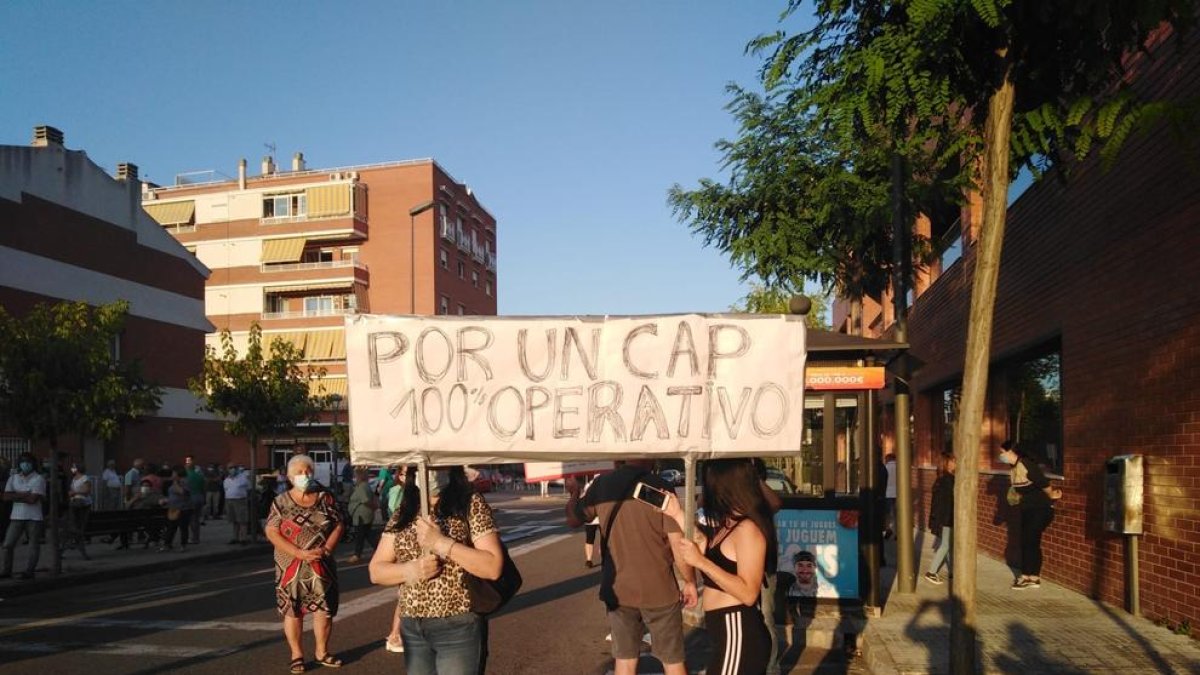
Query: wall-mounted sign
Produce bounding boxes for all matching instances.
[805,366,885,390]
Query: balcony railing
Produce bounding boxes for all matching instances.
[261,308,357,320]
[165,223,196,234]
[261,260,368,273]
[261,211,368,226]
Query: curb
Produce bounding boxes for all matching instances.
[859,622,900,675]
[0,543,272,599]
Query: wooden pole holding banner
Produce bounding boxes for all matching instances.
[417,460,430,517]
[683,455,697,539]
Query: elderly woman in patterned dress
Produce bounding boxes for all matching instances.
[265,454,346,673]
[369,466,504,675]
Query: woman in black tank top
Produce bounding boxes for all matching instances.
[666,460,777,675]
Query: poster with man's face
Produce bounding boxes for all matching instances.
[773,508,859,601]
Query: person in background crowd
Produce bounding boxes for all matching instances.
[578,474,600,568]
[63,462,93,560]
[161,466,192,552]
[347,467,379,565]
[101,460,122,511]
[143,463,164,497]
[122,479,166,549]
[566,460,697,675]
[340,462,355,501]
[1000,440,1062,590]
[0,457,11,537]
[1,452,47,580]
[370,466,503,675]
[883,453,897,540]
[123,458,144,505]
[924,452,956,585]
[205,464,223,520]
[224,465,252,545]
[666,459,774,675]
[184,455,207,544]
[275,466,290,496]
[266,454,345,673]
[376,466,397,521]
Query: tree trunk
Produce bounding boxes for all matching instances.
[48,437,62,576]
[950,64,1015,675]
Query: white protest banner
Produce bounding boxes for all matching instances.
[524,461,615,483]
[346,313,806,466]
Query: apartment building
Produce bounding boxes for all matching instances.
[832,30,1200,633]
[0,126,232,469]
[145,153,498,475]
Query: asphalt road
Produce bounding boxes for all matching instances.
[0,496,860,674]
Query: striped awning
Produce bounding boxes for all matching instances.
[144,201,195,226]
[264,282,351,294]
[306,185,351,218]
[310,378,348,398]
[303,329,346,360]
[261,238,307,263]
[265,332,307,353]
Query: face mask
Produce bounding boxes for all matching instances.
[140,486,151,495]
[999,453,1015,465]
[229,468,239,476]
[19,461,33,474]
[70,466,79,474]
[292,474,312,491]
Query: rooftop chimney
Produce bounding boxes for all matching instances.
[32,125,64,148]
[116,163,139,182]
[238,158,247,190]
[292,152,306,172]
[262,155,275,176]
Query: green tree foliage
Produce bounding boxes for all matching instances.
[751,2,1196,671]
[0,300,162,574]
[190,323,329,456]
[730,284,831,330]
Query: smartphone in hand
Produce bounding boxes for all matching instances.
[632,481,671,511]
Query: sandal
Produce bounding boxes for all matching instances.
[289,657,305,673]
[314,654,343,668]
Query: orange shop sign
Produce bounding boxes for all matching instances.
[805,366,886,390]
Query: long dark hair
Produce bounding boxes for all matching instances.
[389,466,475,532]
[702,459,777,571]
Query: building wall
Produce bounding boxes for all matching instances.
[0,137,225,469]
[904,35,1200,632]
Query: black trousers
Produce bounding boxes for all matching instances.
[352,522,378,557]
[163,510,192,549]
[1019,506,1054,576]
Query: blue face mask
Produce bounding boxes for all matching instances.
[292,474,312,491]
[18,461,33,474]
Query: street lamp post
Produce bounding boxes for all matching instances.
[408,200,437,314]
[329,393,344,495]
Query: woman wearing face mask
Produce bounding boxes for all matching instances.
[63,463,93,560]
[369,466,504,675]
[999,441,1062,590]
[121,479,166,549]
[266,454,345,673]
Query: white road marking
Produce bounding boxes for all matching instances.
[507,532,573,557]
[0,640,241,659]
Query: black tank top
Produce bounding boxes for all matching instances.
[701,518,744,588]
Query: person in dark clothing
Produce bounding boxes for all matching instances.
[924,453,956,584]
[999,440,1062,589]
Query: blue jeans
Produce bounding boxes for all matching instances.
[929,526,952,575]
[401,612,483,675]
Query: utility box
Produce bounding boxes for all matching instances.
[1104,455,1144,535]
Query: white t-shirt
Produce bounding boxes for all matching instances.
[124,468,141,488]
[5,472,47,521]
[223,473,251,499]
[102,468,122,489]
[885,460,897,499]
[70,475,93,506]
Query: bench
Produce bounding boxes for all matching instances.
[77,508,169,540]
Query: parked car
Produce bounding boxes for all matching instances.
[659,469,684,486]
[764,468,797,495]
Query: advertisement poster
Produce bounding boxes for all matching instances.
[773,508,859,605]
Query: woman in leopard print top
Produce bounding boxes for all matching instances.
[369,466,504,675]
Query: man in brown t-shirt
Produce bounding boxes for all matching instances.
[566,461,697,675]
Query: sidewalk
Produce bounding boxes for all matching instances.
[0,519,269,599]
[862,530,1200,674]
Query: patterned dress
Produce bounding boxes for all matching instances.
[387,493,497,618]
[268,490,344,617]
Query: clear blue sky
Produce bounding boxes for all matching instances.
[1,2,823,317]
